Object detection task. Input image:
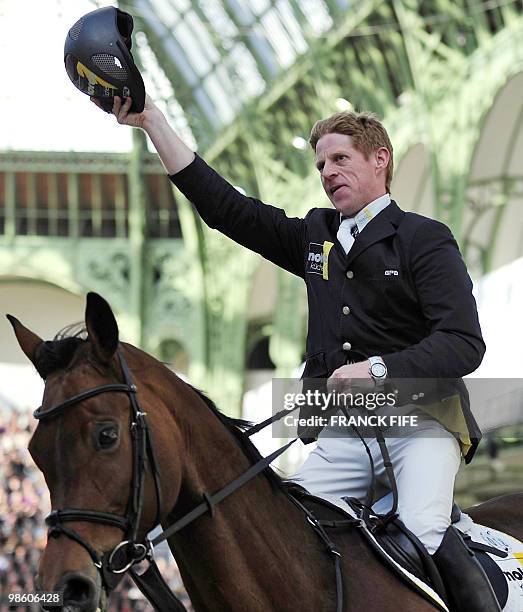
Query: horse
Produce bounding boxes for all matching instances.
[7,292,523,612]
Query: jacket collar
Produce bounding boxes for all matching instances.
[339,193,391,234]
[342,200,404,265]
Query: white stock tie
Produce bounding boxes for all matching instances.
[337,218,359,254]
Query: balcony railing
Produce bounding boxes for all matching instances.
[0,170,181,239]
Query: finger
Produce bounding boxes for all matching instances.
[326,377,337,395]
[116,96,133,124]
[90,97,102,109]
[328,374,345,391]
[113,96,122,117]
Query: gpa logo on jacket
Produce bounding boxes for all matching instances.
[307,241,334,280]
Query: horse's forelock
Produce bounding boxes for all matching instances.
[36,333,86,379]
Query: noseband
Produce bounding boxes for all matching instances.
[34,349,162,590]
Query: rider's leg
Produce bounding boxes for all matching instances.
[292,430,373,501]
[381,421,460,555]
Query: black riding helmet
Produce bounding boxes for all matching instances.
[64,6,145,113]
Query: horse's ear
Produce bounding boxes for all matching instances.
[6,315,45,374]
[85,292,119,364]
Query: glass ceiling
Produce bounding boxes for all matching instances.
[130,0,339,134]
[0,0,342,152]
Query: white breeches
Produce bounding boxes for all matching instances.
[292,418,461,554]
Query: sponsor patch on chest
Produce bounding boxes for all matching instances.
[306,241,334,279]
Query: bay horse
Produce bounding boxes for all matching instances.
[7,292,523,612]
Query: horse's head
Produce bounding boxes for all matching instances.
[8,293,182,612]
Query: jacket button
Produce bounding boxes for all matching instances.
[342,306,351,315]
[343,342,352,351]
[346,270,354,279]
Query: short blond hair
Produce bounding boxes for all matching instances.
[309,111,394,192]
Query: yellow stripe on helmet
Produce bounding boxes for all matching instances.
[77,61,117,89]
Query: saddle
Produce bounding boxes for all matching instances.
[290,490,509,612]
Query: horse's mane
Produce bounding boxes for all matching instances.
[186,385,302,495]
[37,326,302,497]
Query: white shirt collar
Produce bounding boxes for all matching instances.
[339,193,391,234]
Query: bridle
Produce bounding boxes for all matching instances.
[34,350,162,590]
[34,347,344,612]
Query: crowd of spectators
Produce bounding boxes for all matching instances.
[0,407,193,611]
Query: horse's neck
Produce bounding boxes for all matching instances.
[158,388,437,612]
[165,405,332,611]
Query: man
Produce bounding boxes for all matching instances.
[100,95,498,611]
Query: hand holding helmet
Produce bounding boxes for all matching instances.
[90,94,159,130]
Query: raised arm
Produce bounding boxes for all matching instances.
[94,95,306,277]
[94,95,195,174]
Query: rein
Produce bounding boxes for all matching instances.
[34,348,344,612]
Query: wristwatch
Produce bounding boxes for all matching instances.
[368,356,387,381]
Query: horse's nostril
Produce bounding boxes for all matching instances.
[64,577,92,603]
[55,573,98,611]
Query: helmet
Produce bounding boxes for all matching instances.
[64,6,145,113]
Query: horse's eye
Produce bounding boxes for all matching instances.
[96,425,119,449]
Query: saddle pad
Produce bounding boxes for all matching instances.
[453,512,523,612]
[308,493,450,612]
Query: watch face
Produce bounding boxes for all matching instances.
[371,363,387,378]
